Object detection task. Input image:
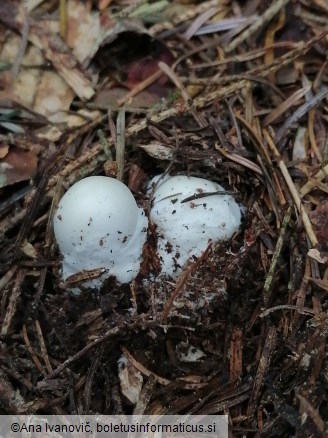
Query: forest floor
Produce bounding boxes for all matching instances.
[0,1,328,436]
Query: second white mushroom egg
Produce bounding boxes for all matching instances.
[149,174,242,277]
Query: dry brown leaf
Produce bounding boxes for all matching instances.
[309,201,328,251]
[118,355,143,404]
[128,163,147,193]
[0,39,43,108]
[33,71,75,121]
[0,147,37,188]
[31,23,94,100]
[0,8,85,122]
[138,141,174,160]
[0,1,94,100]
[20,240,38,259]
[66,0,100,64]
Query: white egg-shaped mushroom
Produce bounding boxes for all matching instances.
[149,174,241,277]
[53,176,148,288]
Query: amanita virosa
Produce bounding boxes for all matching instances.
[53,176,148,288]
[53,174,241,288]
[149,174,242,277]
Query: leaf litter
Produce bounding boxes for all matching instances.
[0,0,328,436]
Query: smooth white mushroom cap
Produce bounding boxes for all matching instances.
[149,174,241,277]
[53,176,147,287]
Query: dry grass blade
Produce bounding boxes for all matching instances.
[159,61,207,127]
[59,0,68,40]
[264,5,286,83]
[296,393,325,434]
[260,305,315,318]
[225,0,290,53]
[264,130,318,247]
[234,115,271,162]
[262,206,292,306]
[235,114,286,210]
[215,144,263,175]
[308,108,322,161]
[191,42,299,69]
[275,87,328,145]
[10,18,30,78]
[184,7,220,40]
[263,85,311,127]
